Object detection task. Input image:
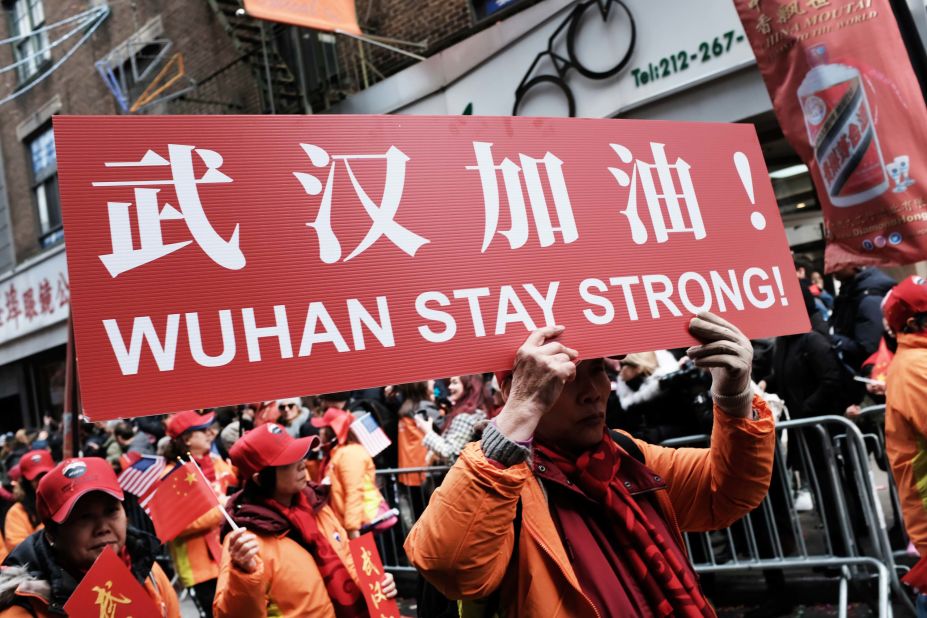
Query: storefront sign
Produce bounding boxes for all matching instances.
[55,115,808,420]
[338,0,755,117]
[735,0,927,271]
[0,248,70,347]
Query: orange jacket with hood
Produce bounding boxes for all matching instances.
[405,397,775,617]
[885,333,927,555]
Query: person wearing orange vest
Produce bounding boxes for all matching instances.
[406,313,774,617]
[0,457,179,617]
[311,409,393,538]
[4,451,54,553]
[162,410,236,617]
[214,423,396,617]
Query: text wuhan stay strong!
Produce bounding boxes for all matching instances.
[101,266,790,376]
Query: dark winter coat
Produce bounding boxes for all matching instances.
[830,268,896,371]
[766,331,846,418]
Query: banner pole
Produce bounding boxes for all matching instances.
[62,319,80,459]
[185,452,241,531]
[336,29,426,61]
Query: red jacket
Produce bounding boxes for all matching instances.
[405,397,775,617]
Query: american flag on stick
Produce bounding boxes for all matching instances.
[117,455,166,509]
[350,413,391,458]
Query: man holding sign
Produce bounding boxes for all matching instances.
[406,312,774,617]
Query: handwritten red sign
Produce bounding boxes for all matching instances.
[63,546,160,618]
[54,115,808,420]
[349,533,400,618]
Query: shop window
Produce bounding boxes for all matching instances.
[9,0,51,83]
[26,126,62,249]
[472,0,528,21]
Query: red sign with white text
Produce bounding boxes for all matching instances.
[734,0,927,272]
[54,115,808,420]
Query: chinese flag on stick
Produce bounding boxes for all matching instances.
[147,462,219,542]
[63,546,160,618]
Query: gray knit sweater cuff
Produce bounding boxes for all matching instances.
[711,385,756,417]
[481,422,531,467]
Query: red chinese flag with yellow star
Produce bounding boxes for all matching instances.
[147,462,219,542]
[63,546,160,618]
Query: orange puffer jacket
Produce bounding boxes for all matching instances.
[405,397,775,618]
[327,443,380,535]
[213,500,358,617]
[885,333,927,555]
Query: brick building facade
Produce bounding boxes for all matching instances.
[0,0,545,428]
[0,0,267,429]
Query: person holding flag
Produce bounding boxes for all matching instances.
[214,423,397,617]
[0,457,179,617]
[312,408,395,538]
[161,410,236,617]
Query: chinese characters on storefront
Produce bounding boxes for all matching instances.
[0,249,70,347]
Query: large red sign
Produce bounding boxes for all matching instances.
[54,115,808,421]
[734,0,927,272]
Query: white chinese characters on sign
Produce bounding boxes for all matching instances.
[467,142,579,252]
[609,142,707,245]
[93,145,246,277]
[293,144,430,263]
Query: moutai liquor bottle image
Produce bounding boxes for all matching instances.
[797,45,888,207]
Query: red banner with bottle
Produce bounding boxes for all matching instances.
[734,0,927,272]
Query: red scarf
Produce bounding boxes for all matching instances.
[193,453,216,482]
[263,492,367,618]
[535,434,713,617]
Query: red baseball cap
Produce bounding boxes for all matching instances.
[20,449,55,482]
[228,423,319,478]
[36,458,124,524]
[310,408,353,444]
[167,410,216,439]
[9,464,21,482]
[884,276,927,334]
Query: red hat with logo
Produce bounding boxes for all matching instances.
[19,449,55,482]
[36,458,124,524]
[310,407,353,444]
[884,276,927,334]
[228,423,320,478]
[167,410,216,439]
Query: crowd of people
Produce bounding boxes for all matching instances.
[0,262,922,616]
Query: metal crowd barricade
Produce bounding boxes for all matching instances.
[663,415,913,617]
[372,413,913,615]
[851,404,910,564]
[374,465,452,573]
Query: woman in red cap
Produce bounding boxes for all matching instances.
[312,408,394,539]
[4,450,54,553]
[0,457,180,617]
[215,423,396,617]
[162,410,236,617]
